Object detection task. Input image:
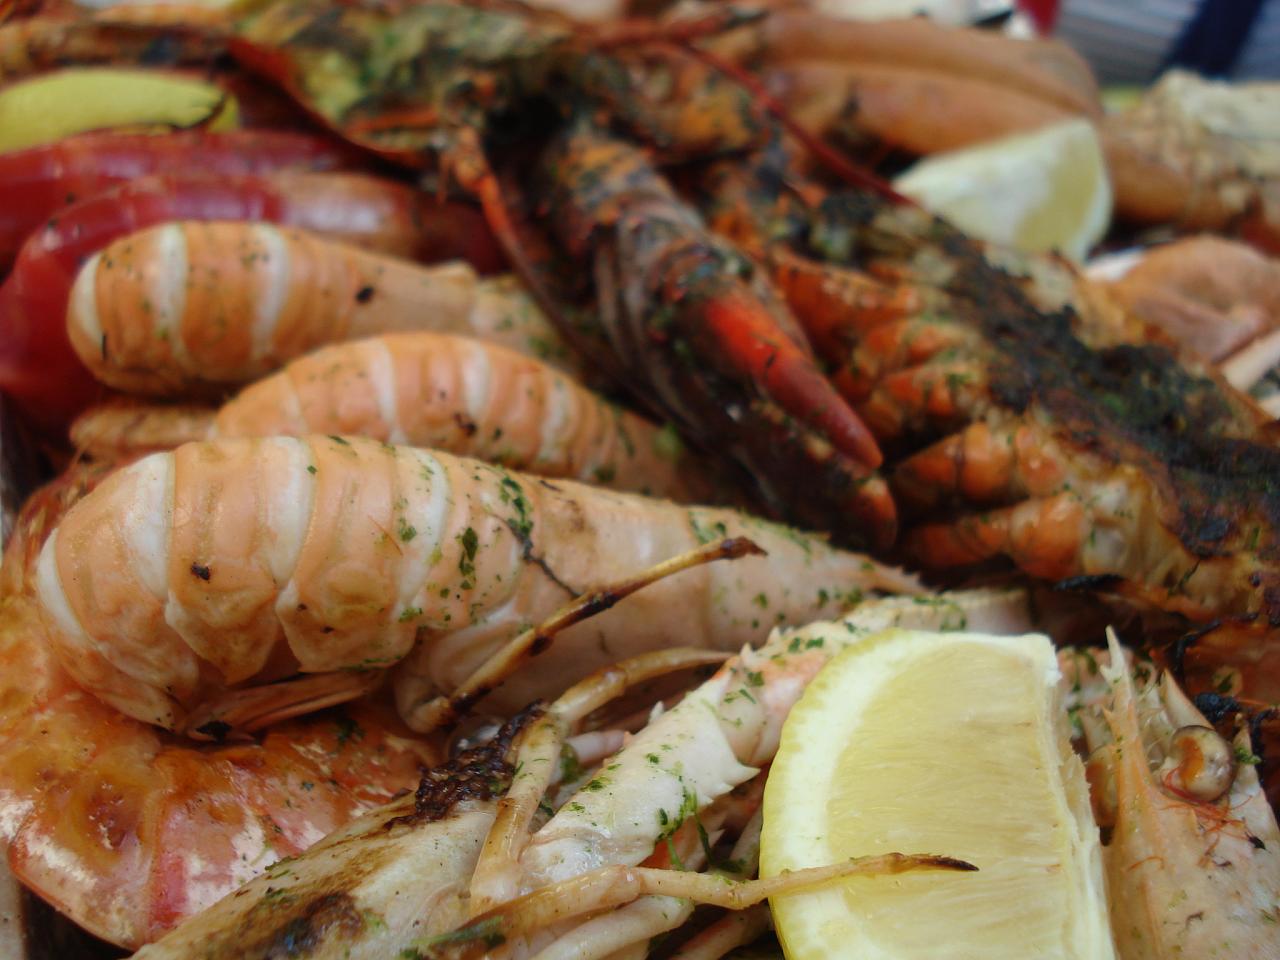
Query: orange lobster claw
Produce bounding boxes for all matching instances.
[702,290,882,468]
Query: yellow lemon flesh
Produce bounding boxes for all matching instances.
[893,118,1111,262]
[761,629,1114,960]
[0,68,238,154]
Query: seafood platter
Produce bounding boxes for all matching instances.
[0,0,1278,956]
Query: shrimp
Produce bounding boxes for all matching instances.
[70,331,709,501]
[0,129,358,268]
[0,596,436,950]
[71,402,216,457]
[225,3,898,541]
[1101,71,1280,251]
[746,11,1100,120]
[131,589,1018,960]
[32,436,916,735]
[0,477,736,951]
[0,468,439,950]
[0,171,503,429]
[1070,633,1280,959]
[67,223,573,397]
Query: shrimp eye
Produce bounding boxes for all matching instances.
[1163,725,1236,803]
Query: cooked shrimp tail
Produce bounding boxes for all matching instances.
[34,437,907,731]
[70,329,715,502]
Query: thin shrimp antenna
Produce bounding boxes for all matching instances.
[412,536,765,732]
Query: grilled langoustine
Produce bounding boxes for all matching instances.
[69,329,701,500]
[0,463,439,950]
[33,436,915,736]
[66,224,564,397]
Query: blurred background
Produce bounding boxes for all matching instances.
[799,0,1279,83]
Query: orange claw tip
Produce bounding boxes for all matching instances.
[702,294,884,469]
[853,474,898,551]
[813,393,883,469]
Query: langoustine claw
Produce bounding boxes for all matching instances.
[530,126,895,548]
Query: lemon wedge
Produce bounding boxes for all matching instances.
[893,118,1112,262]
[761,629,1115,960]
[0,69,238,154]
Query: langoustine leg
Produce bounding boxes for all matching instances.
[130,590,1019,960]
[33,436,916,733]
[126,531,755,959]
